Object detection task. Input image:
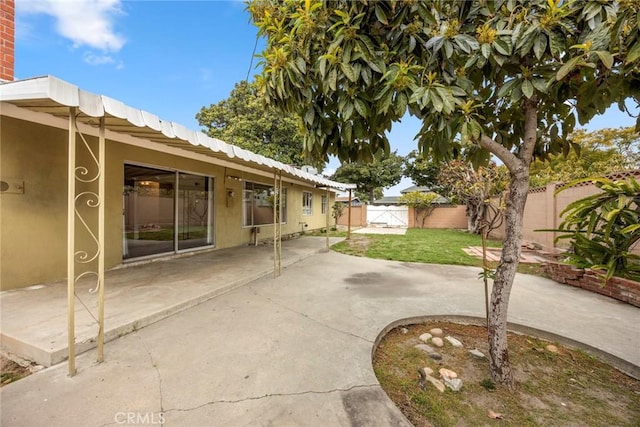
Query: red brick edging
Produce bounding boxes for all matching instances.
[545,262,640,308]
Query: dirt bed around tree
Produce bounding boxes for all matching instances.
[373,322,640,426]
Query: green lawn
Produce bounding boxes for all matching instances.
[332,228,502,266]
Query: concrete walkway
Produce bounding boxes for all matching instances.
[1,243,639,426]
[0,237,341,367]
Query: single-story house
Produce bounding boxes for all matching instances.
[0,3,356,371]
[0,74,356,291]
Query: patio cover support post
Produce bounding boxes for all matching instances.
[278,171,282,275]
[347,189,352,240]
[67,108,77,376]
[97,117,105,363]
[273,171,282,277]
[325,187,330,251]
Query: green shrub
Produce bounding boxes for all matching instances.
[555,177,640,282]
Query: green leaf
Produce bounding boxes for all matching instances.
[343,101,354,120]
[492,39,510,56]
[354,98,369,117]
[379,89,394,114]
[444,40,454,58]
[409,36,416,53]
[531,78,548,93]
[430,89,444,112]
[626,42,640,64]
[328,68,337,91]
[304,108,315,126]
[497,78,519,98]
[533,33,547,60]
[481,43,491,59]
[425,36,444,51]
[594,51,614,69]
[358,35,375,57]
[521,80,534,99]
[361,67,371,85]
[343,121,352,143]
[556,56,581,81]
[318,58,327,78]
[548,30,565,56]
[374,4,388,25]
[341,62,357,82]
[295,57,306,74]
[395,92,408,116]
[621,224,640,234]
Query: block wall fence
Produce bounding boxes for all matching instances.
[489,170,640,255]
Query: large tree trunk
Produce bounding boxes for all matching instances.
[488,169,529,388]
[486,97,537,389]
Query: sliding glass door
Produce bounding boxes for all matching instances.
[123,164,213,260]
[177,172,212,250]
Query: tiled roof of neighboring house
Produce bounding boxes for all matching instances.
[336,196,363,206]
[374,193,451,205]
[400,185,432,193]
[0,75,356,191]
[372,196,401,205]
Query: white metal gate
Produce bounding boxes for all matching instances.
[367,205,409,227]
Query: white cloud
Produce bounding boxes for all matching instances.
[18,0,126,52]
[83,52,114,65]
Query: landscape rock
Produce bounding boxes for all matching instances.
[414,344,443,360]
[429,328,443,337]
[546,344,559,353]
[439,368,457,380]
[445,336,463,347]
[418,367,445,392]
[488,410,504,419]
[443,377,463,392]
[419,333,432,343]
[418,366,434,377]
[469,349,486,359]
[431,337,444,347]
[421,374,446,392]
[400,327,409,334]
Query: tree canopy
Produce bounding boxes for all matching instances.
[331,151,404,203]
[403,150,442,191]
[249,0,640,387]
[530,126,640,187]
[398,190,440,228]
[196,80,318,168]
[438,160,508,233]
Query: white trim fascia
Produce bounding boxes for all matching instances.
[1,102,320,189]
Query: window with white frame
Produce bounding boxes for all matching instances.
[243,181,287,226]
[302,191,313,215]
[321,195,328,214]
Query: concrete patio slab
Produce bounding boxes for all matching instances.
[0,237,341,367]
[1,247,639,426]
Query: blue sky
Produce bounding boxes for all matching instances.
[14,0,638,195]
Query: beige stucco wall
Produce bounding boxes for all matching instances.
[408,205,468,229]
[1,115,334,290]
[490,174,640,255]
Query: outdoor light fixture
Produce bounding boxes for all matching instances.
[227,189,235,198]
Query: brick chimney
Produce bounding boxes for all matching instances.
[0,0,15,82]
